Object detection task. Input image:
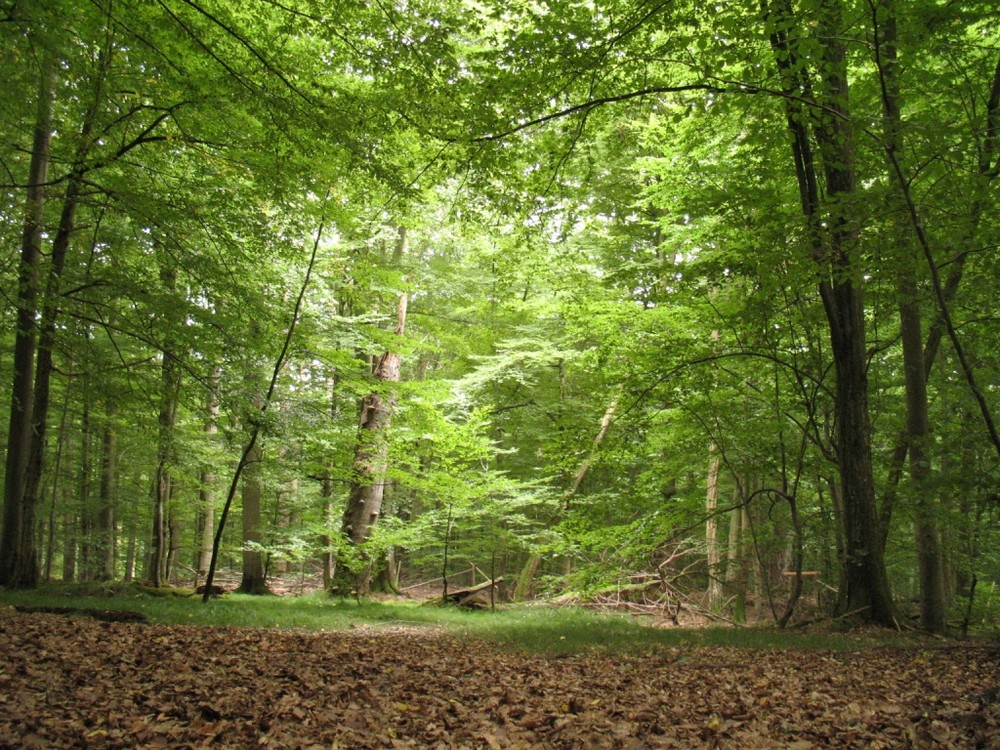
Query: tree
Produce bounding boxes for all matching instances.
[762,0,894,623]
[338,227,410,593]
[0,50,55,587]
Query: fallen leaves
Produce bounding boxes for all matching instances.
[0,607,996,749]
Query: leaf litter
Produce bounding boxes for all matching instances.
[0,607,997,749]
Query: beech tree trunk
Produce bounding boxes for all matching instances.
[764,0,894,625]
[876,7,946,632]
[123,522,137,583]
[150,266,181,588]
[726,493,752,624]
[321,473,336,590]
[62,512,77,583]
[78,396,94,581]
[166,512,182,584]
[44,394,71,583]
[97,400,117,580]
[19,169,87,584]
[339,227,409,593]
[2,28,112,587]
[238,439,269,594]
[705,443,723,610]
[198,366,221,582]
[0,57,55,588]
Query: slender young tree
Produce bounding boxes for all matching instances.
[149,265,182,588]
[197,365,221,584]
[97,398,117,580]
[871,2,945,631]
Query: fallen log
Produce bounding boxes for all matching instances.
[442,577,504,608]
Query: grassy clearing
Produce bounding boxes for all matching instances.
[0,584,932,655]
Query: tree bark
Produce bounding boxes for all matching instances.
[764,0,894,625]
[198,365,221,582]
[338,228,409,594]
[44,393,72,583]
[78,391,95,581]
[875,6,945,632]
[0,56,55,588]
[564,395,619,502]
[150,266,181,588]
[166,511,182,584]
[97,399,117,580]
[238,438,269,594]
[705,443,724,609]
[3,23,113,587]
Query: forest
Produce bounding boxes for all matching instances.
[2,0,999,637]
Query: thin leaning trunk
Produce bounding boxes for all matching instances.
[238,351,269,595]
[202,197,328,603]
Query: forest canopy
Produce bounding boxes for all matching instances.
[1,0,999,633]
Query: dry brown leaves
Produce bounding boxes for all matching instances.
[0,607,997,749]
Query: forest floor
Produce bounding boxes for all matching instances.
[0,606,997,749]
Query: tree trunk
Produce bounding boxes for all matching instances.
[564,395,619,502]
[764,0,894,625]
[895,191,946,634]
[3,26,112,587]
[150,267,181,588]
[339,227,409,593]
[97,400,117,580]
[0,56,55,588]
[44,392,72,583]
[198,365,221,582]
[78,395,95,581]
[166,511,182,584]
[62,512,77,583]
[705,443,723,609]
[321,474,336,590]
[876,5,949,633]
[341,353,403,547]
[238,439,269,594]
[123,517,137,583]
[725,480,755,622]
[18,171,86,586]
[320,364,340,590]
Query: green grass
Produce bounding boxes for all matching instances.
[0,583,931,655]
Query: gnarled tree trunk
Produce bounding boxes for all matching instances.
[338,228,409,594]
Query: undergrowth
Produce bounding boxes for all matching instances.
[0,583,943,655]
